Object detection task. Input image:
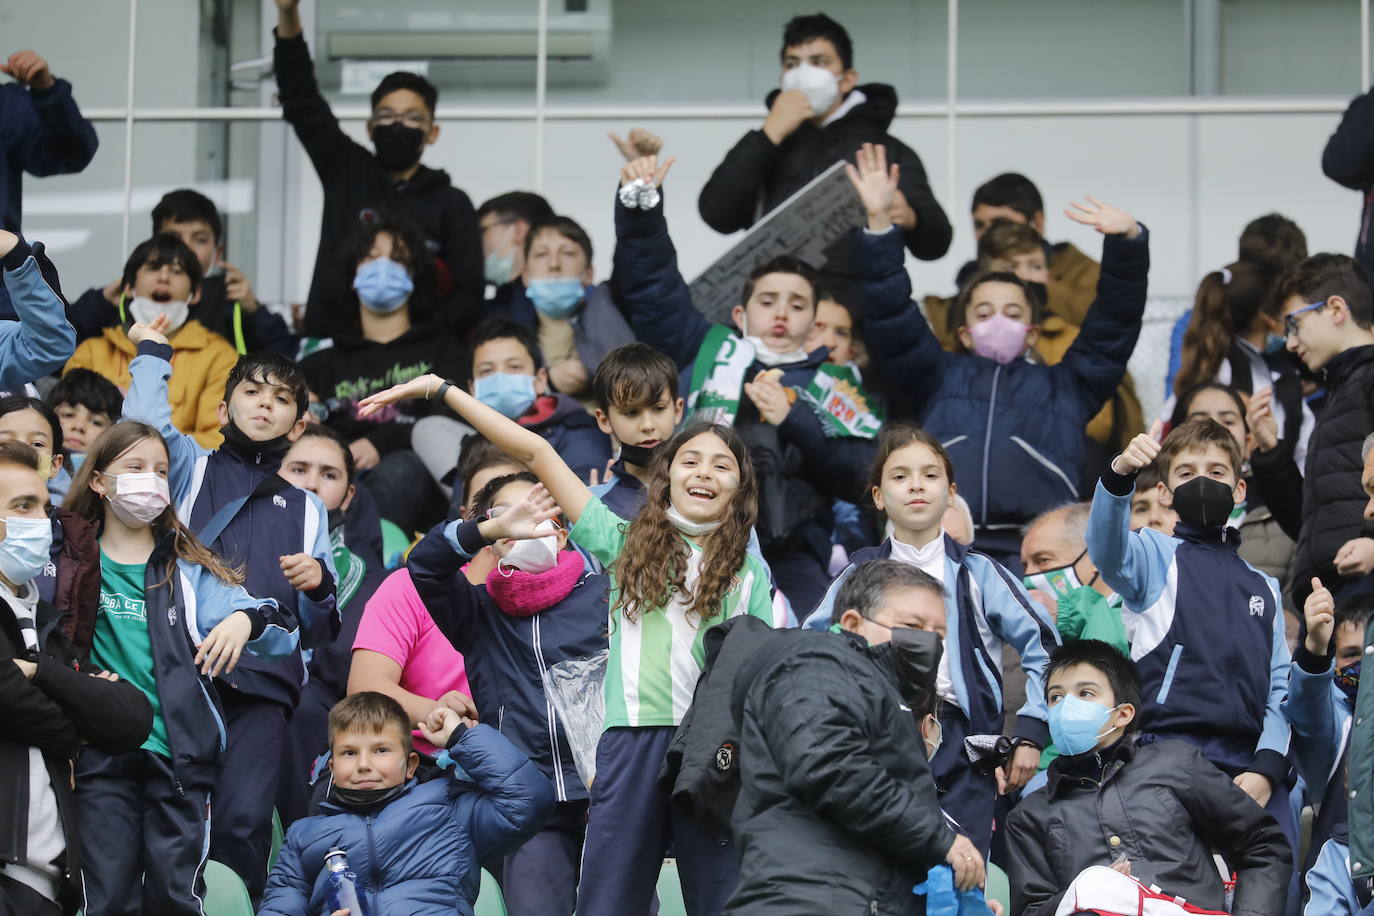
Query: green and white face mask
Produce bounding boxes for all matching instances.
[1022,548,1098,598]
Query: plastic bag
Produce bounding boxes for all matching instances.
[542,649,608,789]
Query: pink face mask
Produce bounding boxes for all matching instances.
[967,313,1029,365]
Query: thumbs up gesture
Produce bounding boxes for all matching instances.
[1111,420,1163,475]
[1304,577,1336,656]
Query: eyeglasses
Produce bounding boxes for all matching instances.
[1284,299,1327,338]
[370,111,430,129]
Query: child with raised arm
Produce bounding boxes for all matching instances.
[1087,417,1296,883]
[848,143,1149,570]
[359,371,775,916]
[0,229,75,391]
[64,421,298,916]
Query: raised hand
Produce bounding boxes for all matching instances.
[482,482,559,541]
[1304,577,1335,655]
[619,154,675,190]
[127,313,172,347]
[357,373,445,418]
[1111,420,1163,475]
[762,89,813,145]
[609,128,663,162]
[844,142,899,232]
[3,51,55,92]
[1065,196,1141,239]
[1246,387,1279,453]
[195,610,253,676]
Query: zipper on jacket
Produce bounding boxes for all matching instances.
[530,616,567,801]
[978,365,1002,527]
[365,813,383,909]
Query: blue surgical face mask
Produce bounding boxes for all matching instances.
[0,516,53,587]
[1048,694,1121,757]
[526,277,586,319]
[353,257,414,314]
[484,251,517,287]
[473,372,538,419]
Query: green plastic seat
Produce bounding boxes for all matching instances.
[203,859,254,916]
[475,867,509,916]
[380,519,410,569]
[986,862,1011,912]
[655,859,689,916]
[269,808,284,872]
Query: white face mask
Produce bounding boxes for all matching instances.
[740,314,809,366]
[102,472,171,527]
[666,504,723,537]
[128,296,190,335]
[499,519,561,575]
[780,62,840,116]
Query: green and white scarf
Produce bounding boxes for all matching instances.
[685,324,882,438]
[330,526,366,610]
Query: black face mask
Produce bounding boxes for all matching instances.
[219,420,292,456]
[328,781,409,814]
[1169,477,1236,529]
[866,627,943,708]
[372,123,426,173]
[619,442,659,468]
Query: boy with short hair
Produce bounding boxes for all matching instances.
[587,342,684,519]
[121,334,339,900]
[45,368,121,466]
[259,692,555,916]
[1128,464,1176,536]
[477,191,554,291]
[1254,253,1374,609]
[274,0,483,337]
[616,155,881,613]
[461,317,610,482]
[1006,640,1291,916]
[64,233,238,448]
[1088,418,1295,849]
[67,188,296,356]
[498,214,635,401]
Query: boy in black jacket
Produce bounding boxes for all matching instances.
[273,0,483,338]
[0,440,152,916]
[697,13,950,299]
[1006,640,1291,916]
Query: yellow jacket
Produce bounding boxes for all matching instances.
[65,320,236,448]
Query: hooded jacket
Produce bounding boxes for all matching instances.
[0,588,150,914]
[698,83,952,282]
[723,628,956,916]
[804,536,1059,747]
[406,518,609,802]
[0,238,75,390]
[67,273,297,358]
[65,319,238,449]
[1087,470,1290,785]
[259,723,554,916]
[122,342,339,708]
[613,195,859,564]
[860,223,1149,530]
[298,322,470,457]
[272,29,483,338]
[1006,737,1291,916]
[1322,82,1374,283]
[0,79,97,320]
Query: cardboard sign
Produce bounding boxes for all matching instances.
[688,160,865,322]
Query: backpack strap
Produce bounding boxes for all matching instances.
[196,473,294,547]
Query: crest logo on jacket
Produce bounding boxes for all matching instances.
[1248,595,1264,617]
[715,742,735,772]
[273,494,288,509]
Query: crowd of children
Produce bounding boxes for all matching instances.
[8,6,1374,916]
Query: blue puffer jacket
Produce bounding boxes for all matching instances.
[259,723,555,916]
[859,224,1149,530]
[407,518,609,802]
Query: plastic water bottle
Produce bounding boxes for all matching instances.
[913,864,995,916]
[324,847,373,916]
